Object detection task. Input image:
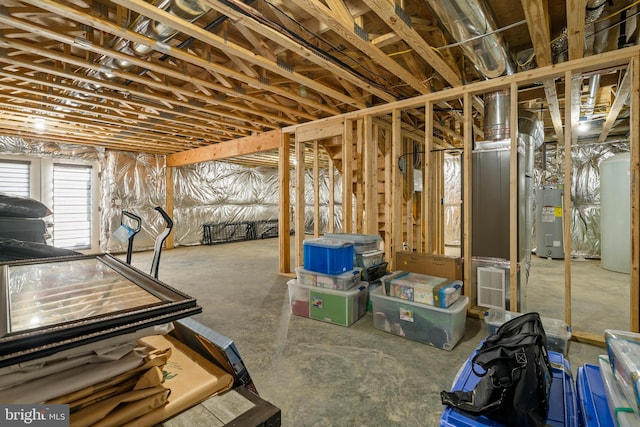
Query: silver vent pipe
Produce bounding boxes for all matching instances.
[423,0,515,79]
[424,0,516,144]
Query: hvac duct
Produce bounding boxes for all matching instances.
[551,0,607,62]
[424,0,515,79]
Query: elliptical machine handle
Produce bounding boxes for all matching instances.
[150,206,173,279]
[154,206,173,230]
[122,210,142,233]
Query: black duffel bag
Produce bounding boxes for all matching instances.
[441,312,552,427]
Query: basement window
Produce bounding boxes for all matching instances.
[0,160,30,197]
[52,163,92,250]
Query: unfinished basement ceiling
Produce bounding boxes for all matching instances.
[0,0,637,161]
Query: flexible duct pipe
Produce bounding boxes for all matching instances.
[424,0,515,79]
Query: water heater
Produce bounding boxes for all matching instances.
[536,184,564,259]
[600,152,630,273]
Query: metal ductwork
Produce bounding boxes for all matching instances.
[91,0,208,84]
[551,0,607,63]
[424,0,517,144]
[424,0,515,79]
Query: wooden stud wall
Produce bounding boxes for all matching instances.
[278,133,291,274]
[279,46,640,340]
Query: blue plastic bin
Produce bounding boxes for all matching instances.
[440,351,578,426]
[303,238,354,274]
[576,364,614,427]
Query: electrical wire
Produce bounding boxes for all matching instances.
[256,0,398,97]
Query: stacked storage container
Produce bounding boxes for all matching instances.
[370,270,467,351]
[441,350,578,426]
[323,233,388,311]
[484,309,572,356]
[287,237,368,327]
[573,330,640,427]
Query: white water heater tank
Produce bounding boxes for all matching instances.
[600,152,630,274]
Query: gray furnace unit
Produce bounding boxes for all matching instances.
[536,184,565,259]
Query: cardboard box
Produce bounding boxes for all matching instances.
[395,252,463,281]
[387,272,462,308]
[123,334,234,426]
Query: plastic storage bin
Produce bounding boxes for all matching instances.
[362,262,388,282]
[287,279,310,318]
[324,233,382,253]
[295,266,362,290]
[386,272,462,308]
[356,250,384,268]
[370,286,468,351]
[303,238,354,274]
[287,280,368,326]
[440,351,578,427]
[598,355,640,427]
[604,330,640,410]
[484,309,572,356]
[576,363,614,427]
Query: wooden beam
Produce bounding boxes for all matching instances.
[342,120,354,233]
[110,0,366,109]
[295,0,433,94]
[391,109,403,270]
[521,0,552,67]
[279,133,292,274]
[296,119,345,143]
[424,101,433,253]
[364,115,377,234]
[295,139,306,269]
[544,80,565,142]
[166,130,281,167]
[16,0,338,117]
[566,0,587,61]
[355,119,364,233]
[165,166,174,249]
[383,127,392,260]
[201,0,394,103]
[328,158,335,234]
[599,65,632,142]
[509,82,518,312]
[631,55,640,331]
[361,0,462,88]
[313,141,320,237]
[563,70,573,326]
[463,92,473,304]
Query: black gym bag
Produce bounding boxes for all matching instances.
[441,312,553,427]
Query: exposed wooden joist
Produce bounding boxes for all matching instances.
[521,0,552,67]
[599,65,632,142]
[362,0,462,88]
[294,0,431,95]
[17,0,340,117]
[110,0,369,109]
[566,0,587,61]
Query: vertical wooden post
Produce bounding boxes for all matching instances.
[313,140,320,237]
[355,119,364,233]
[279,133,291,274]
[563,70,573,326]
[165,165,174,249]
[364,115,378,235]
[295,136,306,270]
[463,92,474,304]
[509,82,518,312]
[406,145,415,251]
[435,150,445,254]
[630,55,640,331]
[424,101,433,253]
[391,109,403,270]
[328,157,335,234]
[343,121,353,233]
[384,127,393,261]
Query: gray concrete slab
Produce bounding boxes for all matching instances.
[124,239,607,427]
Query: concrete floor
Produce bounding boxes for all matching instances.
[125,239,611,427]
